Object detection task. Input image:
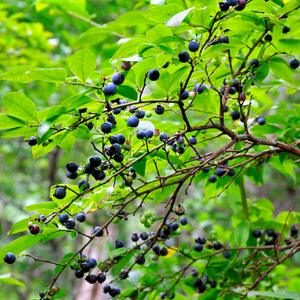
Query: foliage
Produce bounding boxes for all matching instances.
[1,0,300,299]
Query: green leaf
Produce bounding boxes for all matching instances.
[0,274,25,286]
[24,202,58,212]
[156,69,171,92]
[0,114,27,130]
[0,235,43,261]
[59,131,76,153]
[7,218,29,235]
[68,49,97,83]
[143,4,183,23]
[32,134,61,159]
[3,92,39,123]
[38,116,60,138]
[111,38,147,61]
[248,291,300,299]
[293,104,300,118]
[0,126,37,138]
[238,11,261,26]
[75,27,112,47]
[107,247,127,258]
[269,57,294,84]
[271,0,284,7]
[164,7,194,27]
[53,287,67,299]
[117,85,138,100]
[0,66,40,83]
[26,68,67,83]
[234,220,250,246]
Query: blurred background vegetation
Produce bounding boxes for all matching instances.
[1,1,300,299]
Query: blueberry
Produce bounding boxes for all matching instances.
[112,73,125,85]
[27,136,37,146]
[92,170,106,180]
[198,284,206,293]
[168,140,175,145]
[114,152,124,163]
[228,169,235,177]
[250,58,260,68]
[67,171,78,179]
[290,58,299,69]
[177,136,184,144]
[83,163,94,174]
[121,61,131,71]
[209,175,217,183]
[224,105,229,112]
[148,69,160,81]
[54,187,66,199]
[188,40,199,52]
[159,247,168,256]
[136,130,145,139]
[180,217,188,225]
[191,270,198,277]
[78,108,87,114]
[231,110,240,120]
[115,240,124,249]
[189,136,197,145]
[58,214,69,224]
[267,229,277,238]
[107,114,115,123]
[253,230,262,238]
[210,281,217,288]
[155,104,164,115]
[291,226,298,237]
[86,274,97,284]
[145,129,153,138]
[194,243,203,252]
[101,122,113,134]
[103,285,112,294]
[229,86,236,95]
[131,233,139,242]
[202,275,209,281]
[39,292,45,298]
[159,132,168,141]
[85,122,94,130]
[219,1,229,11]
[78,180,90,191]
[4,253,16,264]
[82,262,91,273]
[86,258,97,268]
[172,223,179,231]
[103,83,117,96]
[203,167,210,173]
[256,116,265,125]
[117,134,126,144]
[136,255,145,265]
[66,162,78,173]
[218,36,229,44]
[129,105,137,113]
[97,273,106,283]
[109,288,118,297]
[111,143,121,154]
[237,0,247,8]
[76,213,86,223]
[119,99,128,110]
[193,278,203,287]
[213,242,223,250]
[152,244,160,255]
[119,269,128,279]
[65,219,75,229]
[113,108,121,114]
[193,83,205,94]
[198,237,206,244]
[282,25,290,34]
[265,34,272,42]
[89,156,101,168]
[215,168,224,177]
[223,251,231,259]
[127,116,139,127]
[75,269,84,278]
[140,232,149,240]
[162,61,169,68]
[135,109,145,119]
[178,50,190,63]
[93,226,103,237]
[109,136,119,144]
[180,89,189,100]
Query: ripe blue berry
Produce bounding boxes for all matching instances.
[148,69,160,81]
[155,105,164,115]
[282,26,290,34]
[219,1,229,11]
[193,83,205,94]
[162,61,169,68]
[140,232,149,241]
[228,169,235,177]
[97,273,106,283]
[83,163,94,174]
[58,213,69,224]
[90,156,101,167]
[290,58,300,69]
[257,116,265,125]
[215,168,224,177]
[86,274,97,284]
[159,247,168,256]
[131,233,139,242]
[75,269,84,278]
[103,285,111,293]
[209,175,217,183]
[76,213,86,223]
[291,226,298,237]
[159,132,168,141]
[117,134,126,144]
[127,116,139,127]
[223,251,231,259]
[253,230,261,238]
[135,109,145,119]
[198,237,206,244]
[78,108,87,114]
[112,73,125,85]
[136,255,146,265]
[92,170,106,180]
[191,270,198,277]
[136,130,145,139]
[4,253,16,264]
[66,162,78,172]
[101,122,113,134]
[178,50,190,63]
[172,223,179,231]
[86,258,97,268]
[211,281,217,288]
[27,136,37,146]
[188,40,199,52]
[189,136,197,145]
[112,108,121,114]
[86,122,93,130]
[103,83,117,96]
[115,240,124,249]
[54,187,66,199]
[193,278,203,287]
[145,129,153,138]
[180,89,189,100]
[213,242,223,250]
[114,152,124,163]
[265,34,272,42]
[78,180,90,191]
[231,110,240,120]
[250,58,260,68]
[180,217,188,225]
[226,0,238,6]
[119,99,128,110]
[65,219,75,229]
[203,167,210,173]
[93,226,103,237]
[67,172,78,179]
[194,243,203,252]
[82,263,91,273]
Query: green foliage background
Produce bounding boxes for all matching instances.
[1,0,300,299]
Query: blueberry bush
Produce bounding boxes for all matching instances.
[1,0,300,299]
